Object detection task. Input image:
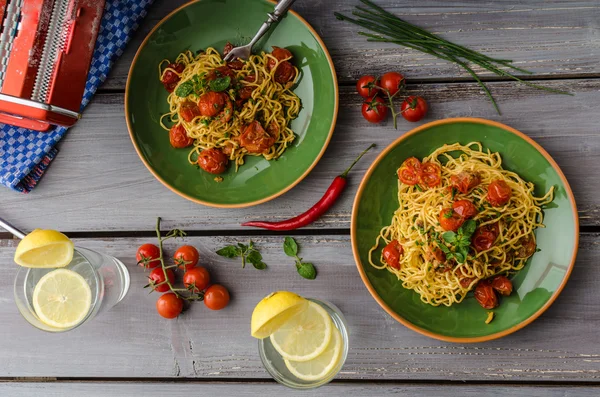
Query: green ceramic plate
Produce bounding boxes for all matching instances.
[125,0,338,207]
[351,118,579,342]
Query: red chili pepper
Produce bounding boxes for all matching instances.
[242,144,376,231]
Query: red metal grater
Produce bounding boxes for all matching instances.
[0,0,105,131]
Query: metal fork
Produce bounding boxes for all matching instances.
[0,216,26,239]
[223,0,297,62]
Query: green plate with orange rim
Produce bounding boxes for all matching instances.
[125,0,338,208]
[351,118,579,342]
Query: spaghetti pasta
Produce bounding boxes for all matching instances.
[158,46,301,173]
[369,142,553,308]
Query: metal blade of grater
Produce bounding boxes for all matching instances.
[0,0,24,87]
[31,0,71,103]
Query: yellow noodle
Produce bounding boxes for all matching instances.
[158,47,300,170]
[368,142,554,307]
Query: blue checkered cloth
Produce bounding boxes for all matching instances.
[0,0,153,192]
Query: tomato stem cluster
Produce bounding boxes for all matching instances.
[154,217,204,302]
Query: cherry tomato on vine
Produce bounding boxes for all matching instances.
[400,96,428,122]
[361,95,388,123]
[174,245,200,270]
[148,267,175,293]
[356,75,379,98]
[204,284,230,310]
[183,267,211,293]
[136,244,161,268]
[379,72,405,96]
[156,292,184,319]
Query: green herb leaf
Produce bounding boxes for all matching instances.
[415,184,423,192]
[209,76,231,92]
[442,232,456,243]
[216,245,240,258]
[443,210,453,219]
[453,251,466,263]
[460,219,477,237]
[283,237,298,257]
[297,263,316,280]
[175,82,194,97]
[247,250,267,270]
[451,187,457,200]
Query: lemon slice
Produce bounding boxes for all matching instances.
[285,326,343,381]
[270,301,332,362]
[251,291,308,339]
[14,229,74,268]
[32,269,92,328]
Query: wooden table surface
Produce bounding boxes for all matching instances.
[1,1,599,395]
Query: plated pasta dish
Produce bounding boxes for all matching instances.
[369,142,554,310]
[159,43,301,176]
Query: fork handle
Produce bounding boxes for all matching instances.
[0,217,26,239]
[249,0,297,48]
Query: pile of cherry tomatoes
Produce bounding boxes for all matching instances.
[136,243,230,319]
[356,72,428,124]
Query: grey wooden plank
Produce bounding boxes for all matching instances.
[103,0,600,89]
[0,382,598,397]
[1,78,598,233]
[0,234,598,381]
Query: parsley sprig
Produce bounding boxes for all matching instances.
[284,237,317,280]
[216,241,267,270]
[436,219,477,263]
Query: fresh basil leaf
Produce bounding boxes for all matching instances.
[442,232,456,243]
[453,251,466,263]
[297,263,316,280]
[216,245,240,258]
[283,237,298,257]
[175,81,193,97]
[247,250,267,270]
[459,236,471,246]
[436,241,451,254]
[209,76,231,92]
[460,219,477,237]
[237,242,248,252]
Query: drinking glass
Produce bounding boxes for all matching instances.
[14,246,130,332]
[258,298,349,389]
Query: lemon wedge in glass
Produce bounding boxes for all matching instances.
[270,301,333,362]
[32,268,92,329]
[14,229,74,268]
[251,291,308,339]
[285,326,343,381]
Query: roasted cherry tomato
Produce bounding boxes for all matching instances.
[515,234,537,259]
[179,100,201,122]
[361,95,388,124]
[382,240,403,270]
[474,280,498,309]
[148,267,175,293]
[452,200,478,219]
[273,61,296,84]
[136,244,161,268]
[223,42,234,56]
[487,179,511,207]
[439,208,465,232]
[161,63,184,92]
[397,157,422,186]
[400,96,428,122]
[450,171,481,194]
[240,120,276,153]
[472,223,500,252]
[183,267,210,293]
[267,46,293,71]
[207,65,235,82]
[198,148,229,174]
[204,284,230,310]
[169,124,194,149]
[174,245,200,270]
[419,162,441,188]
[460,277,477,289]
[156,292,184,319]
[238,86,255,101]
[379,71,405,96]
[198,91,227,117]
[491,275,513,296]
[356,75,379,98]
[430,246,446,263]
